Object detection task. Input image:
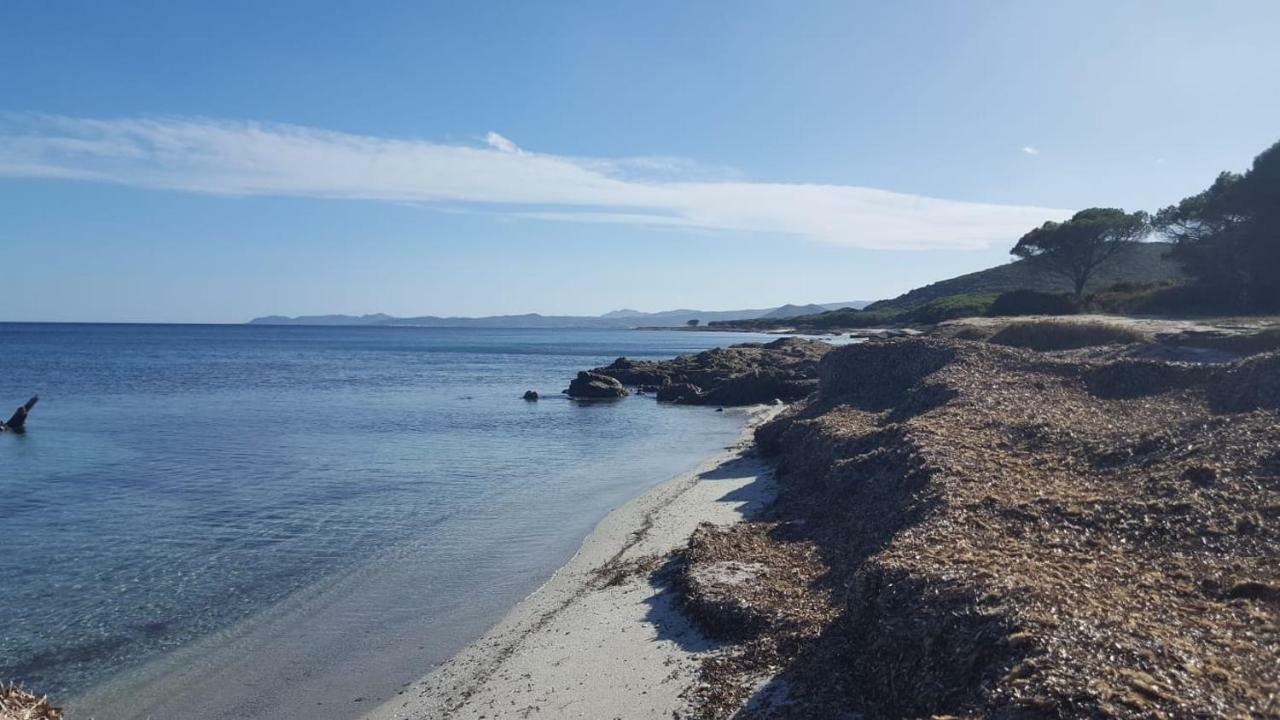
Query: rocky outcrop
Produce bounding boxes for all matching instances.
[590,337,831,406]
[522,390,539,401]
[655,382,702,403]
[566,371,628,399]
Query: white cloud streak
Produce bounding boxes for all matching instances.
[1022,146,1040,156]
[0,114,1071,250]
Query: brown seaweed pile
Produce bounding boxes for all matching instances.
[0,685,61,720]
[677,337,1279,718]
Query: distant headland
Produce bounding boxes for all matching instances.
[247,302,869,328]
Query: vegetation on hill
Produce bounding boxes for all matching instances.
[710,245,1183,331]
[1011,208,1151,297]
[867,242,1182,313]
[1155,139,1280,312]
[713,137,1278,333]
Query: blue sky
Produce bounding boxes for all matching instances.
[2,1,1278,323]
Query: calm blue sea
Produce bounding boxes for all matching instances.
[0,323,769,719]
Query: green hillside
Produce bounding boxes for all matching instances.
[866,242,1183,311]
[712,242,1186,331]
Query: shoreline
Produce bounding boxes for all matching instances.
[365,404,783,720]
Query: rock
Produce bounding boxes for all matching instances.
[566,371,628,399]
[1,395,38,432]
[584,337,833,406]
[522,390,539,401]
[656,383,703,403]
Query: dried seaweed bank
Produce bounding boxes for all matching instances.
[676,337,1279,718]
[0,684,62,720]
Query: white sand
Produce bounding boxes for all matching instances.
[365,406,781,720]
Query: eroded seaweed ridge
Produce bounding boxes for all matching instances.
[676,338,1278,718]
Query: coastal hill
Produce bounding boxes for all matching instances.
[866,241,1183,311]
[248,302,869,328]
[713,242,1186,331]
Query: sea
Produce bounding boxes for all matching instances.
[0,323,778,719]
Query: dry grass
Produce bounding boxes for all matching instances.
[676,338,1279,719]
[988,320,1146,351]
[0,684,61,720]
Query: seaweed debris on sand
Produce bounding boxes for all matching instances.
[676,337,1279,719]
[1,684,62,720]
[591,337,832,406]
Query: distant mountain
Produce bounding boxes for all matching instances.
[249,313,396,326]
[248,302,870,328]
[763,303,829,319]
[818,301,870,311]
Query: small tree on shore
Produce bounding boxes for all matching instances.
[686,318,700,327]
[1012,208,1150,297]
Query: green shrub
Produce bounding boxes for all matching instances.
[712,292,997,331]
[1085,281,1246,316]
[904,292,999,324]
[987,289,1080,317]
[988,321,1146,351]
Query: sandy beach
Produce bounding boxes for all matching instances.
[365,405,782,720]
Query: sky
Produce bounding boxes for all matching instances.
[1,1,1278,323]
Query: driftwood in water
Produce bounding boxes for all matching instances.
[1,395,38,431]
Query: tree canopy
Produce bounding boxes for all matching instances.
[1011,208,1150,296]
[1154,140,1280,310]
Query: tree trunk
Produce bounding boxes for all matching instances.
[5,395,39,430]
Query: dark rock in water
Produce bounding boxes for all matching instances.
[657,382,703,403]
[587,337,833,406]
[522,390,539,401]
[601,356,673,387]
[567,371,629,399]
[1,395,38,432]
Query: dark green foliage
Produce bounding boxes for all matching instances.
[1154,140,1280,311]
[864,243,1183,313]
[711,293,998,331]
[1083,281,1239,316]
[1011,208,1151,296]
[906,293,999,323]
[987,289,1080,317]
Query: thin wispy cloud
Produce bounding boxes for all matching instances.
[1022,146,1040,156]
[0,114,1071,250]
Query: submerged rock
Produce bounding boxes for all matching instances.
[566,371,628,399]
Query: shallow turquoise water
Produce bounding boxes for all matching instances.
[0,324,766,716]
